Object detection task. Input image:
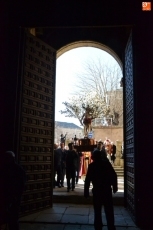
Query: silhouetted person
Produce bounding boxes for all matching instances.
[76,151,83,184]
[53,144,61,188]
[1,151,26,230]
[111,142,116,164]
[66,143,79,192]
[56,142,67,187]
[92,141,107,160]
[84,150,118,230]
[60,133,67,145]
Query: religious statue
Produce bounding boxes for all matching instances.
[81,104,93,137]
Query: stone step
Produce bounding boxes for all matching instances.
[113,167,124,177]
[117,173,124,177]
[114,167,124,170]
[114,169,124,172]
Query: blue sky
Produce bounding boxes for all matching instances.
[55,47,121,127]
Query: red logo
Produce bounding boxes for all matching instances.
[142,2,151,11]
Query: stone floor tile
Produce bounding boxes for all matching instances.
[100,227,108,230]
[114,215,127,226]
[40,207,66,214]
[114,207,123,215]
[68,204,91,208]
[88,213,107,225]
[89,207,94,215]
[53,203,71,208]
[115,228,129,230]
[89,206,123,215]
[80,225,95,229]
[124,217,136,226]
[19,223,141,230]
[19,223,45,230]
[61,214,88,224]
[120,207,131,216]
[35,213,62,222]
[63,224,82,229]
[116,228,139,230]
[44,224,65,230]
[128,228,141,230]
[65,207,89,215]
[88,214,94,224]
[19,212,41,221]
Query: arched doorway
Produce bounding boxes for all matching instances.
[57,41,123,70]
[54,44,124,193]
[10,27,134,221]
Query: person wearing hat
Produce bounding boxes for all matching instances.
[0,151,26,230]
[84,150,118,230]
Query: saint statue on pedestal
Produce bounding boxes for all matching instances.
[81,104,93,137]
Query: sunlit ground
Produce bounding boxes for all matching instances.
[53,176,124,194]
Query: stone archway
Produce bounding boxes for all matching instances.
[54,41,124,195]
[57,40,123,71]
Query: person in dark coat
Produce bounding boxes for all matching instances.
[0,151,26,230]
[84,150,118,230]
[111,142,116,164]
[55,142,67,187]
[91,141,107,160]
[75,151,83,184]
[53,144,61,188]
[66,143,79,192]
[60,133,67,145]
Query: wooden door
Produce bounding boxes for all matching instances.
[15,29,56,215]
[124,31,135,220]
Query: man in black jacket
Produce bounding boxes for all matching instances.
[84,150,118,230]
[66,143,79,192]
[91,141,107,160]
[55,142,67,187]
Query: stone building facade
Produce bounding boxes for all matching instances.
[93,126,123,143]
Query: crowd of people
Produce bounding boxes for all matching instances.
[53,137,117,192]
[0,139,118,230]
[54,138,118,229]
[53,142,82,191]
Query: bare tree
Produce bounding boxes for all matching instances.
[59,59,123,126]
[72,59,123,125]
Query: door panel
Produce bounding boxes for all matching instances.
[17,30,56,215]
[124,31,135,219]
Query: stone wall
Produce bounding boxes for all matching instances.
[92,126,123,143]
[93,126,124,167]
